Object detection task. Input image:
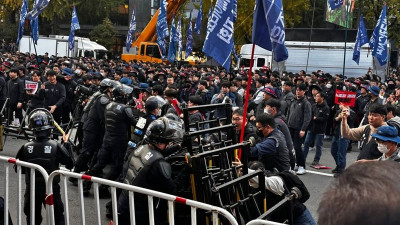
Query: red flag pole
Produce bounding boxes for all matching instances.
[238,43,256,160]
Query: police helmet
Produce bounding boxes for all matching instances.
[145,117,177,145]
[28,108,54,132]
[99,78,119,93]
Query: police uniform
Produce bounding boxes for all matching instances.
[117,144,176,225]
[73,92,110,174]
[86,101,137,182]
[16,135,74,225]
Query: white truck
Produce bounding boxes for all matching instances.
[18,35,107,58]
[236,42,388,78]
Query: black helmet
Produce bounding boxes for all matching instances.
[28,108,54,132]
[99,78,118,93]
[145,117,177,145]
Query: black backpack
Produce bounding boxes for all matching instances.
[277,171,310,203]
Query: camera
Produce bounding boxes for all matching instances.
[76,85,94,96]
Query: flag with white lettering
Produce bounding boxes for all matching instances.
[369,5,388,66]
[68,5,80,50]
[328,0,344,10]
[156,0,169,58]
[352,16,368,65]
[194,0,203,35]
[202,0,235,71]
[126,7,136,52]
[177,17,183,59]
[205,5,213,37]
[185,11,193,59]
[252,0,288,62]
[168,16,177,63]
[16,0,28,46]
[25,0,50,20]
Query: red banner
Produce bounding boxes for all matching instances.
[334,90,356,107]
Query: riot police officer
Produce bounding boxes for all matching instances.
[116,117,178,225]
[15,108,74,225]
[70,79,116,183]
[83,85,137,196]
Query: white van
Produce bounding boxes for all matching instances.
[236,44,273,72]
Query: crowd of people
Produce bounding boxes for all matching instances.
[2,49,400,225]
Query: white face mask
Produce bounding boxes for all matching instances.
[75,69,81,74]
[326,84,332,89]
[377,143,390,154]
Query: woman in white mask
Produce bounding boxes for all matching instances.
[369,126,400,162]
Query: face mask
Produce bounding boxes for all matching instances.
[264,109,270,115]
[388,84,395,89]
[326,84,332,89]
[75,69,81,74]
[256,129,264,137]
[377,143,390,154]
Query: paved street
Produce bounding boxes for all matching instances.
[0,134,359,224]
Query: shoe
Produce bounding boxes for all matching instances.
[324,135,332,140]
[311,161,319,166]
[294,165,299,171]
[105,201,113,219]
[332,167,339,173]
[333,170,343,178]
[296,166,306,175]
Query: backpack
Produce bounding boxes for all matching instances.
[277,171,310,203]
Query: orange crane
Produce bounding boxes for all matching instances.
[122,0,187,63]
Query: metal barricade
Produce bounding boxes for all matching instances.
[46,170,239,225]
[0,155,50,225]
[246,219,286,225]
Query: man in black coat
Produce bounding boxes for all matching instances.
[6,68,24,125]
[302,92,330,166]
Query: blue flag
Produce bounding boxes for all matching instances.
[233,0,237,22]
[328,0,344,10]
[176,17,183,59]
[168,16,177,63]
[252,0,288,62]
[126,8,136,52]
[68,5,80,50]
[352,16,368,65]
[232,43,238,62]
[31,17,39,45]
[185,11,193,59]
[202,0,235,71]
[369,5,388,66]
[194,1,203,35]
[156,0,169,58]
[16,0,28,46]
[26,0,50,20]
[205,6,213,37]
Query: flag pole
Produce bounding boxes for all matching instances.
[238,43,255,160]
[342,0,349,76]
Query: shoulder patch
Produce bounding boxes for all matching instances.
[99,96,110,105]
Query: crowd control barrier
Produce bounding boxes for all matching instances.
[46,170,239,225]
[0,155,50,225]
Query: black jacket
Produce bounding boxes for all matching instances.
[7,77,24,104]
[309,101,330,134]
[44,81,66,108]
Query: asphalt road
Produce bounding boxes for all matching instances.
[0,134,360,224]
